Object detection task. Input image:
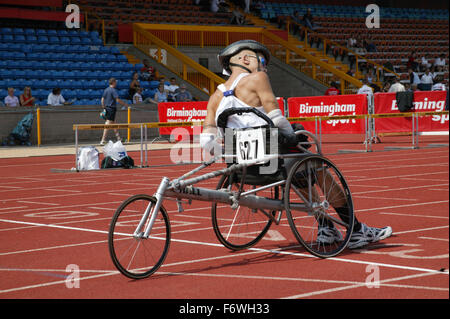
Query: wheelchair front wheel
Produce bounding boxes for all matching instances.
[284,156,354,258]
[108,194,171,279]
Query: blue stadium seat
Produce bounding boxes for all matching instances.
[71,36,81,44]
[37,35,49,43]
[36,29,47,36]
[60,37,70,44]
[1,27,12,34]
[49,36,59,43]
[81,38,92,45]
[12,28,24,35]
[26,35,38,43]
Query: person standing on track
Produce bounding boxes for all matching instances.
[100,78,129,145]
[200,39,393,249]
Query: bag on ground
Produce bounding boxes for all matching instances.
[103,140,127,161]
[77,146,100,170]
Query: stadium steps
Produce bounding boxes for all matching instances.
[120,51,140,65]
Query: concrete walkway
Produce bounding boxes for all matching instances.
[0,141,195,159]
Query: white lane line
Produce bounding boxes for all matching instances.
[156,271,448,293]
[282,272,446,299]
[0,218,447,276]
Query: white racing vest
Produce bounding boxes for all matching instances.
[215,73,268,131]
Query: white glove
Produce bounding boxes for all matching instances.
[267,109,293,134]
[200,132,221,155]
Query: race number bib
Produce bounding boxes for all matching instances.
[236,128,266,164]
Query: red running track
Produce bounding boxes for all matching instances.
[0,139,448,302]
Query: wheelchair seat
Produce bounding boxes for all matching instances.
[217,107,303,186]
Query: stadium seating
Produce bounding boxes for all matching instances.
[0,27,150,105]
[257,1,449,84]
[78,0,233,41]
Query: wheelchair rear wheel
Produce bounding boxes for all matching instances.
[211,174,278,250]
[284,156,354,258]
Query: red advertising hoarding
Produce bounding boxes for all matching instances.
[374,91,448,133]
[157,98,285,137]
[287,94,368,134]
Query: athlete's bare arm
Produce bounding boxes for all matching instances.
[203,89,223,134]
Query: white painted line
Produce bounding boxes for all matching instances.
[419,236,449,242]
[282,272,445,299]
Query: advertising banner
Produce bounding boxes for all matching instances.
[374,91,448,133]
[157,98,285,137]
[287,94,368,134]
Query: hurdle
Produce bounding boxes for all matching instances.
[73,120,203,171]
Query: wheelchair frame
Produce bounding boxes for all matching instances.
[108,130,355,279]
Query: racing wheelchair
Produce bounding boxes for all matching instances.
[108,108,355,279]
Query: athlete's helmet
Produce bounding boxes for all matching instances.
[217,40,271,75]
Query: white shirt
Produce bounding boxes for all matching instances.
[357,85,373,96]
[47,93,66,106]
[410,72,421,84]
[421,73,434,84]
[432,83,446,91]
[421,56,430,67]
[435,57,445,66]
[4,95,19,107]
[133,92,143,104]
[165,84,179,99]
[388,82,406,93]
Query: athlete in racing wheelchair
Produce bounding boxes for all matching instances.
[108,40,393,280]
[200,40,392,250]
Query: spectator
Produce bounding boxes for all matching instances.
[420,54,431,72]
[357,78,373,98]
[244,0,251,13]
[408,68,421,85]
[432,76,446,91]
[133,87,156,104]
[165,77,179,102]
[404,83,412,92]
[19,87,36,107]
[303,8,318,30]
[129,72,141,100]
[364,37,377,52]
[324,81,340,95]
[347,33,357,49]
[176,83,193,102]
[230,9,246,25]
[47,88,72,106]
[406,51,418,72]
[419,68,434,91]
[434,53,446,72]
[154,83,168,103]
[4,88,20,107]
[140,59,156,82]
[388,77,405,93]
[381,81,391,92]
[289,11,303,36]
[100,78,129,145]
[346,67,356,77]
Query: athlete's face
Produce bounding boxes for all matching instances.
[244,52,267,72]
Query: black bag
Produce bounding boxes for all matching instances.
[396,91,414,112]
[101,155,134,169]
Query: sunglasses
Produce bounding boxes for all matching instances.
[245,54,267,67]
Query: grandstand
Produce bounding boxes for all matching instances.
[254,1,449,87]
